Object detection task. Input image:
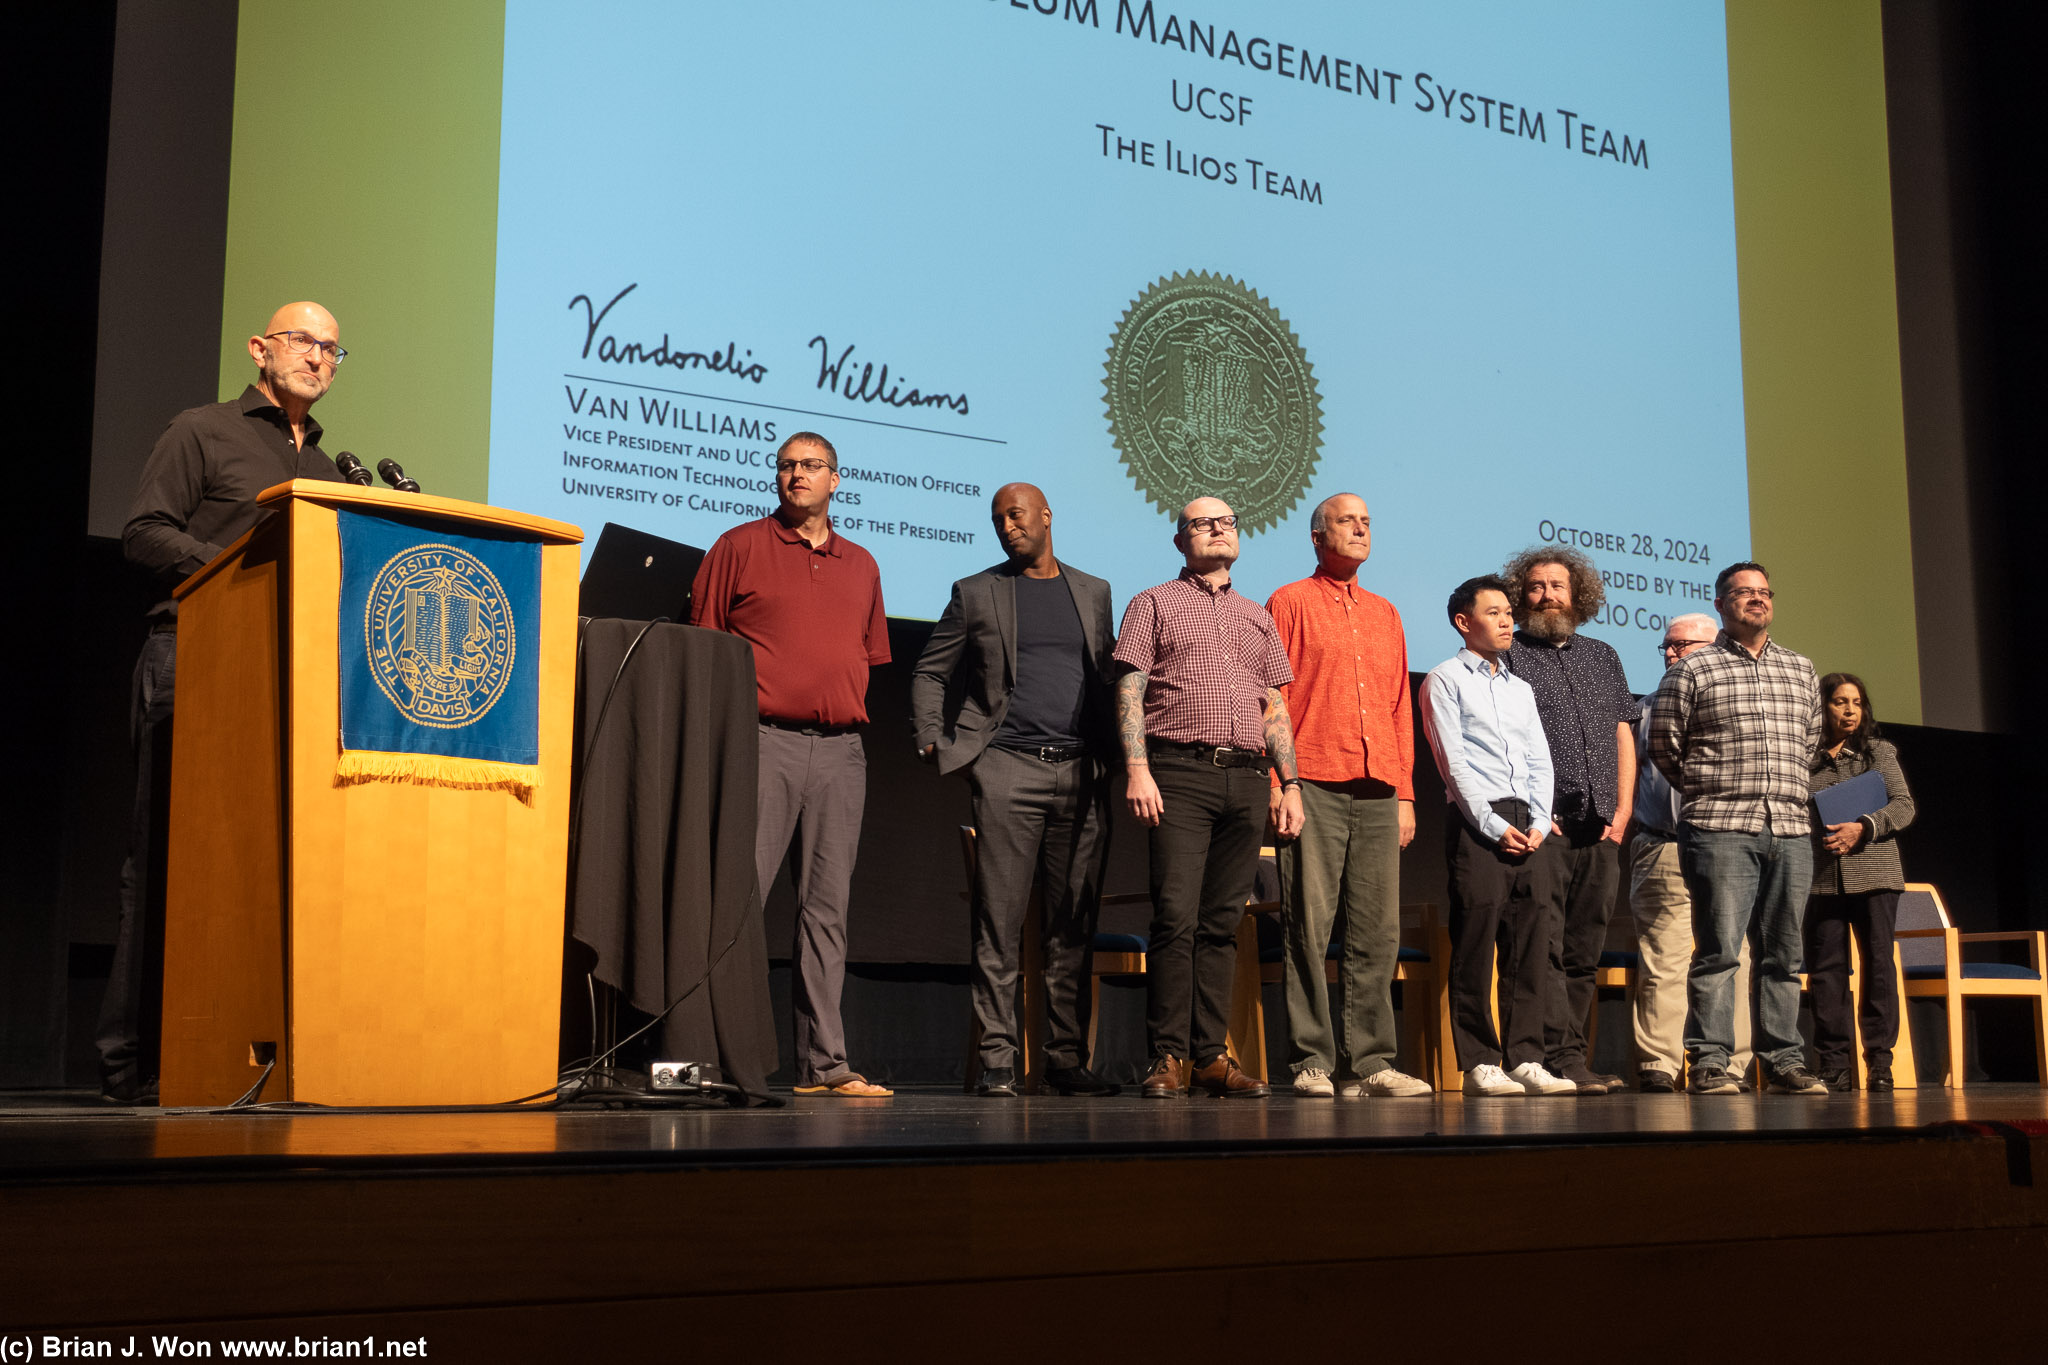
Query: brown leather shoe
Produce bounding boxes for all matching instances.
[1191,1054,1270,1098]
[1140,1056,1188,1099]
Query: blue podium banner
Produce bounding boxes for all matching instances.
[336,508,542,797]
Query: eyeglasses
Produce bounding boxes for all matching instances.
[1723,587,1773,602]
[1181,515,1239,533]
[1659,639,1705,656]
[264,330,347,364]
[776,457,834,475]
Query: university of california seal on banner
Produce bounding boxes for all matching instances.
[336,509,542,801]
[364,546,517,729]
[1103,271,1324,535]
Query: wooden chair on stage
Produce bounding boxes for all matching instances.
[957,826,1148,1094]
[1788,932,1920,1090]
[1895,882,2048,1088]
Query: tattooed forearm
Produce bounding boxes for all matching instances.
[1115,667,1150,766]
[1264,687,1298,782]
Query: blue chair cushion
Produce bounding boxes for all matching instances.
[1599,950,1640,970]
[1903,962,2041,982]
[1398,945,1429,964]
[1093,932,1148,955]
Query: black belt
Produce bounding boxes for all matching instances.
[760,717,858,738]
[1147,739,1271,771]
[994,742,1091,763]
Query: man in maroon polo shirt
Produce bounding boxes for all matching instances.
[691,432,893,1097]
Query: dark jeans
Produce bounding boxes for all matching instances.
[1542,818,1620,1070]
[966,747,1112,1071]
[97,627,177,1093]
[1806,889,1901,1072]
[1145,751,1268,1066]
[1444,802,1563,1070]
[1680,825,1813,1072]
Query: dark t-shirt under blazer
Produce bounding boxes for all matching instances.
[690,515,890,727]
[908,559,1116,776]
[995,574,1088,747]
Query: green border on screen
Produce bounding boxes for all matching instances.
[217,1,505,507]
[218,0,1922,720]
[1726,0,1917,720]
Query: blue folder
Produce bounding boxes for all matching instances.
[1814,769,1888,826]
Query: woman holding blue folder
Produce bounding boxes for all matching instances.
[1806,672,1917,1092]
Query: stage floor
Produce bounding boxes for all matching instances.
[3,1083,2043,1175]
[6,1086,2046,1357]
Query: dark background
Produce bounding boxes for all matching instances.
[8,2,2045,1088]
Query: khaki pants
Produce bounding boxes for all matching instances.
[1629,831,1751,1079]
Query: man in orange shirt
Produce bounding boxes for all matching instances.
[1266,493,1431,1097]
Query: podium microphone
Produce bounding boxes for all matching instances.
[377,458,422,494]
[334,451,374,486]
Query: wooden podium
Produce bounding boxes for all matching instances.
[159,480,583,1107]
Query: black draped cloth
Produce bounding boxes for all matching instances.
[569,620,777,1103]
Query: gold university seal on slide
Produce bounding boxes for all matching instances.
[1103,271,1324,535]
[365,545,517,729]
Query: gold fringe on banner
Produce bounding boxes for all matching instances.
[336,749,541,804]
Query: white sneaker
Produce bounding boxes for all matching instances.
[1342,1068,1433,1098]
[1509,1061,1577,1095]
[1292,1067,1335,1097]
[1463,1063,1523,1096]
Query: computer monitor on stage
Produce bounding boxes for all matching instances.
[577,522,704,625]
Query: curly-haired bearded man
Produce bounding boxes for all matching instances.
[1503,548,1638,1095]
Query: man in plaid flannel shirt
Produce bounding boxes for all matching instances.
[1648,562,1827,1096]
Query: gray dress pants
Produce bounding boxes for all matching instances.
[756,725,867,1086]
[965,746,1111,1071]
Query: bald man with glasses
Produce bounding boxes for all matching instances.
[105,303,351,1104]
[1627,612,1751,1092]
[1113,497,1302,1099]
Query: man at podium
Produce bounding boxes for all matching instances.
[102,301,348,1104]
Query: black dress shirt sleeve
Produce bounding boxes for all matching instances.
[124,414,230,580]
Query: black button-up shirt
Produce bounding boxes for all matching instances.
[1507,630,1636,824]
[124,385,344,618]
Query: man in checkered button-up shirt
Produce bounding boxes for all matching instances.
[1112,496,1302,1100]
[1648,561,1826,1097]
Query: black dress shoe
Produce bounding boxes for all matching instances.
[1637,1070,1677,1093]
[1815,1067,1854,1092]
[977,1067,1018,1098]
[1866,1067,1894,1093]
[1044,1065,1121,1097]
[100,1075,158,1106]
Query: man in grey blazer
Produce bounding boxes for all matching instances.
[911,482,1121,1097]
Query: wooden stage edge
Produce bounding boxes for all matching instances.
[2,1091,2045,1359]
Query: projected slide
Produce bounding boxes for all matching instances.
[487,1,1748,690]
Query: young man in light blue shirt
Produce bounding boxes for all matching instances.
[1421,576,1574,1096]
